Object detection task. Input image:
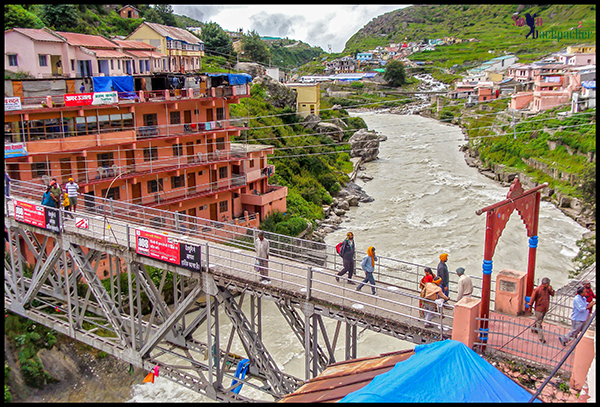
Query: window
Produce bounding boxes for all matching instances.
[171,175,185,188]
[118,59,121,70]
[139,60,144,72]
[39,54,48,67]
[143,113,158,127]
[97,152,114,168]
[71,59,75,71]
[218,166,228,179]
[172,143,183,157]
[219,200,228,213]
[170,111,181,125]
[101,186,120,200]
[216,137,225,150]
[111,60,114,70]
[147,179,164,193]
[30,162,49,178]
[8,55,18,66]
[216,107,225,121]
[143,146,158,161]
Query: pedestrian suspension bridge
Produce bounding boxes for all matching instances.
[5,179,585,402]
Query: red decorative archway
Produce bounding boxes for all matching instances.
[475,177,548,339]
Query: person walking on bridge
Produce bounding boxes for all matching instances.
[254,230,270,283]
[336,232,356,284]
[437,253,450,300]
[356,246,378,295]
[65,178,79,213]
[559,285,595,347]
[528,277,554,344]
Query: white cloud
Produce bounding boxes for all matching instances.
[172,4,410,52]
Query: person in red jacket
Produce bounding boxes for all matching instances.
[528,277,555,344]
[583,280,595,307]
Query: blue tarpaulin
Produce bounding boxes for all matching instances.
[205,73,252,85]
[92,76,136,99]
[339,340,541,403]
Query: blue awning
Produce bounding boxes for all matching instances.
[205,73,252,85]
[339,340,541,403]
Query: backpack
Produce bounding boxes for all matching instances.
[336,241,344,256]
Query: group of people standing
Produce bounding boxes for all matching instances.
[41,178,79,217]
[418,253,473,327]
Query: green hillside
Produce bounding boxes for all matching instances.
[345,4,596,68]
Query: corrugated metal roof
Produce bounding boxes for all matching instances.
[57,31,118,48]
[124,49,165,59]
[112,39,158,50]
[143,22,203,45]
[9,28,64,43]
[92,49,132,59]
[278,349,414,403]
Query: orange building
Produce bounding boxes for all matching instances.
[4,74,287,229]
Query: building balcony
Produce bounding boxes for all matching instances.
[7,84,249,113]
[241,185,288,207]
[245,165,275,184]
[137,175,247,207]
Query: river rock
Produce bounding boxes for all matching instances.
[334,208,346,216]
[348,129,380,162]
[315,122,346,142]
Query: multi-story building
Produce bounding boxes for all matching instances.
[4,28,167,79]
[126,22,204,73]
[4,74,287,230]
[285,83,320,117]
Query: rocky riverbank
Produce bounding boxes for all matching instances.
[5,335,146,402]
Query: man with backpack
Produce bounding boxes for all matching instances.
[336,232,356,284]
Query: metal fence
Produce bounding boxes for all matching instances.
[474,314,579,375]
[7,179,495,307]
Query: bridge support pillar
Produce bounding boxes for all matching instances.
[451,297,481,349]
[570,330,595,390]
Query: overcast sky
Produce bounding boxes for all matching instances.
[171,4,411,53]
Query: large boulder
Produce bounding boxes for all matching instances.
[234,62,264,78]
[251,75,297,109]
[348,128,380,162]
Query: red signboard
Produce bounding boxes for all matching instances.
[135,229,180,264]
[13,199,61,233]
[64,92,94,107]
[13,200,45,228]
[134,229,202,271]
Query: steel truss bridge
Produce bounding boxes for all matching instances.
[4,180,484,402]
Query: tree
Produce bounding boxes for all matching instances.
[154,4,177,27]
[41,4,78,31]
[577,162,596,213]
[200,22,233,57]
[383,60,407,87]
[241,30,271,64]
[4,4,45,30]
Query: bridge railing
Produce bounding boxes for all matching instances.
[207,243,454,336]
[7,179,494,307]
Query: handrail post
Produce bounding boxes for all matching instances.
[306,267,313,300]
[126,224,130,249]
[205,242,210,273]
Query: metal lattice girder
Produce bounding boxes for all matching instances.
[275,300,330,377]
[68,244,132,345]
[139,280,204,357]
[21,242,62,306]
[130,262,172,324]
[212,278,300,397]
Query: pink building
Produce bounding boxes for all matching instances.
[557,53,596,66]
[5,28,167,79]
[510,71,583,112]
